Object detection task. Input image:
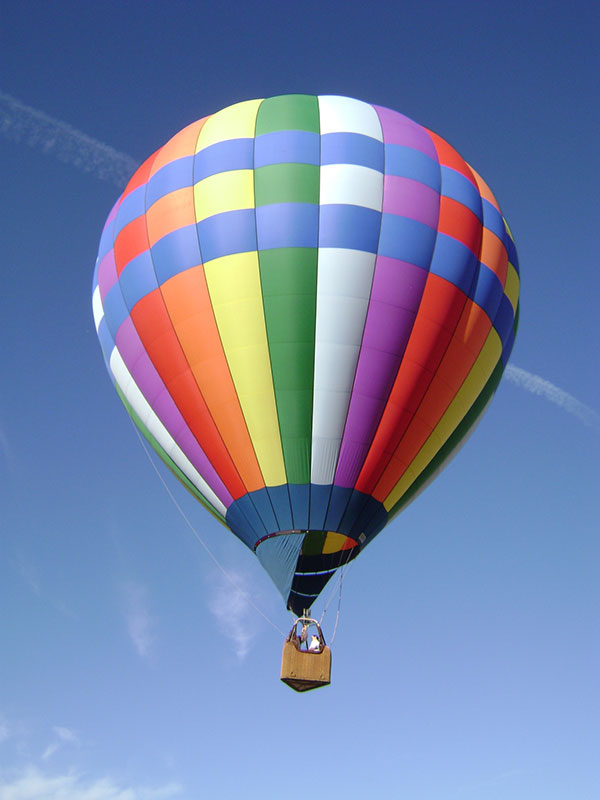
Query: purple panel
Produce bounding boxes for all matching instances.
[97,248,118,303]
[114,318,233,507]
[383,176,440,228]
[334,256,430,488]
[373,105,438,159]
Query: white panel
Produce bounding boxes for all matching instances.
[318,95,383,140]
[316,248,376,297]
[92,285,104,331]
[311,247,378,484]
[109,348,227,517]
[320,164,383,210]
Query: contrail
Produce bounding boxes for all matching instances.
[0,89,138,188]
[505,364,600,433]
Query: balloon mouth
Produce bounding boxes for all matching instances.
[254,530,362,615]
[253,529,360,554]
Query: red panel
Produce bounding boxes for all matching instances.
[372,301,492,501]
[355,275,468,495]
[121,150,158,199]
[426,129,477,184]
[130,289,247,499]
[438,196,482,257]
[113,216,149,275]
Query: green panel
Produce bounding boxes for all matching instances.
[254,163,319,206]
[301,531,327,556]
[387,305,519,521]
[258,248,318,483]
[115,384,227,526]
[254,93,319,134]
[254,95,320,485]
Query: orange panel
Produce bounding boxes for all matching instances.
[150,118,208,175]
[114,215,149,275]
[161,268,264,492]
[146,186,197,246]
[470,168,501,212]
[479,227,508,286]
[130,289,247,498]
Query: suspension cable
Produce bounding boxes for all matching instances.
[132,423,287,637]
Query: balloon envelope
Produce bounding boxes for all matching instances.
[92,95,519,614]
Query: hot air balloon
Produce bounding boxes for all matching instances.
[92,94,519,635]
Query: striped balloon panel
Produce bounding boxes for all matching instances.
[92,95,519,613]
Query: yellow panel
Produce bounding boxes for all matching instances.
[195,99,263,150]
[383,331,502,510]
[322,532,353,554]
[204,252,286,486]
[194,170,255,220]
[504,262,520,314]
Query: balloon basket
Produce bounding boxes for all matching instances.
[280,617,331,692]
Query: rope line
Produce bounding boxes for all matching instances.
[131,423,287,637]
[320,562,350,644]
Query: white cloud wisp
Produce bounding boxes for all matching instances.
[123,582,156,660]
[0,89,138,188]
[504,365,600,434]
[0,766,182,800]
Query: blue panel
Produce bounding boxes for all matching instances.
[97,317,115,362]
[151,225,200,284]
[493,294,515,346]
[471,264,504,322]
[96,216,117,264]
[197,209,257,262]
[266,485,294,531]
[384,144,440,191]
[501,326,515,366]
[226,494,268,546]
[481,198,506,241]
[339,489,370,535]
[440,166,482,220]
[505,232,519,274]
[289,484,310,530]
[318,205,381,253]
[309,484,332,530]
[146,156,194,207]
[255,533,304,602]
[321,133,384,171]
[247,488,279,534]
[114,185,147,237]
[119,250,159,310]
[324,485,353,531]
[378,214,437,268]
[224,503,258,550]
[194,138,254,181]
[256,203,319,249]
[346,491,388,541]
[102,283,130,337]
[254,130,320,167]
[429,233,478,294]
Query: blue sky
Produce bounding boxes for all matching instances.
[1,1,598,798]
